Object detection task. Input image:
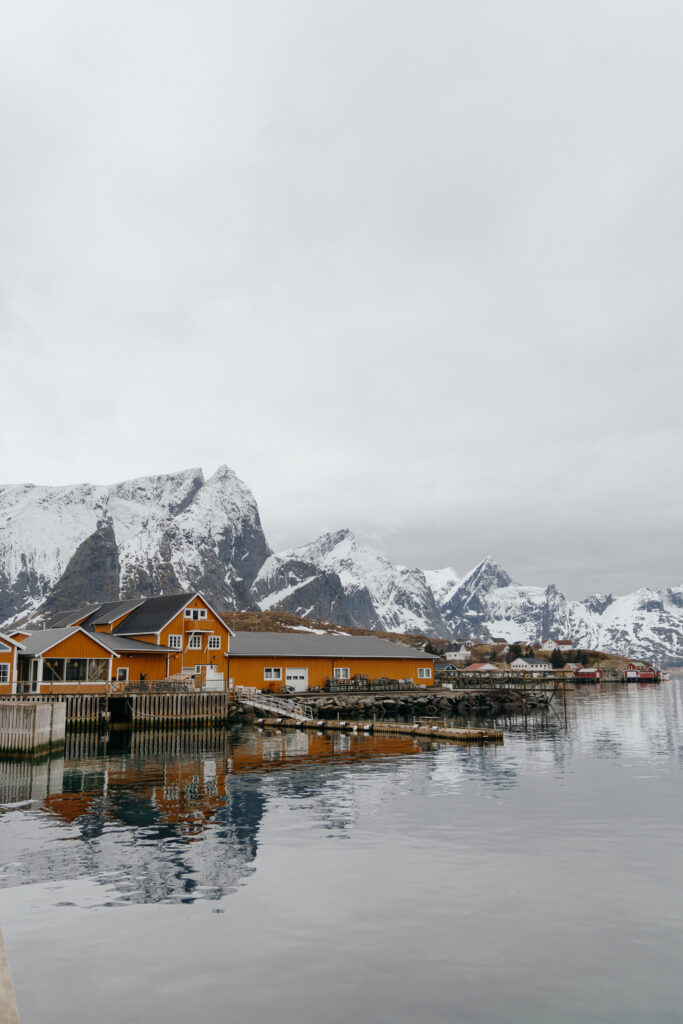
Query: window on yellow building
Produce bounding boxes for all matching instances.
[333,667,350,679]
[264,667,282,680]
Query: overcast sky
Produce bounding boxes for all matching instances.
[1,0,681,599]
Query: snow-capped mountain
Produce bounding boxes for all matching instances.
[2,465,682,663]
[0,466,270,622]
[252,529,451,636]
[429,556,683,665]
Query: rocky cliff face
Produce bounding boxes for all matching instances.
[0,466,270,622]
[252,529,451,637]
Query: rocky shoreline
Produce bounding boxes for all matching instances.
[230,688,551,723]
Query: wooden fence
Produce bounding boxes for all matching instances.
[129,692,232,725]
[0,693,106,722]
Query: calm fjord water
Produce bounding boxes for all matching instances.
[1,680,682,1024]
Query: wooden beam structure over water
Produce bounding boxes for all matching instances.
[259,717,503,743]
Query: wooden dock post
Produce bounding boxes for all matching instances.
[0,928,20,1024]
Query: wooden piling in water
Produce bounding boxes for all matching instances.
[0,928,20,1024]
[129,692,232,727]
[0,701,66,757]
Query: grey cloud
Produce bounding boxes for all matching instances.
[0,0,681,599]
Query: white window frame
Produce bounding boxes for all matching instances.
[264,667,282,681]
[185,608,208,621]
[117,667,129,682]
[333,667,350,679]
[0,664,8,683]
[168,634,182,649]
[418,667,432,679]
[188,634,202,650]
[208,636,221,650]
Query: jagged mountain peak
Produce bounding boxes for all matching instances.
[460,555,512,591]
[286,527,359,563]
[258,530,450,637]
[0,466,270,622]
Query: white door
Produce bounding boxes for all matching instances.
[286,668,308,692]
[204,664,225,691]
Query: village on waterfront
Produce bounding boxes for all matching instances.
[0,590,667,760]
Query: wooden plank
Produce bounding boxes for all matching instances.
[0,928,21,1024]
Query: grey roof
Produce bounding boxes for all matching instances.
[91,599,145,626]
[17,627,174,657]
[48,604,103,628]
[92,633,175,655]
[113,594,195,635]
[228,632,436,660]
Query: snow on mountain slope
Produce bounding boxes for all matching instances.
[422,567,460,607]
[0,466,270,623]
[2,466,682,662]
[254,529,451,636]
[435,562,683,663]
[0,481,110,620]
[118,465,270,607]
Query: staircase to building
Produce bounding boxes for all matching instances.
[233,686,313,722]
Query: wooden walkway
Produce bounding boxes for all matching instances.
[259,717,503,743]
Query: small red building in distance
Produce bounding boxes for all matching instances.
[623,662,660,681]
[572,667,603,681]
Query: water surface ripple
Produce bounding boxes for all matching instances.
[1,680,682,1023]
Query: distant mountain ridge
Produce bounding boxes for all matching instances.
[1,466,681,665]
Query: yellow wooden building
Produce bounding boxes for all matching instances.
[12,593,233,694]
[0,632,24,696]
[226,631,435,692]
[7,593,435,695]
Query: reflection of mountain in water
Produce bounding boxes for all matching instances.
[0,725,428,904]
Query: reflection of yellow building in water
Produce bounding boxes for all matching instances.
[33,729,423,836]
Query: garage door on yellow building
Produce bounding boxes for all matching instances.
[285,668,308,691]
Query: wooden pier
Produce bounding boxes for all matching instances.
[0,701,66,757]
[0,692,232,728]
[122,692,232,726]
[259,717,503,743]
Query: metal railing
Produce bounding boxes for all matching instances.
[233,686,313,721]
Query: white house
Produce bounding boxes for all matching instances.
[539,639,573,653]
[445,644,470,663]
[511,657,553,674]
